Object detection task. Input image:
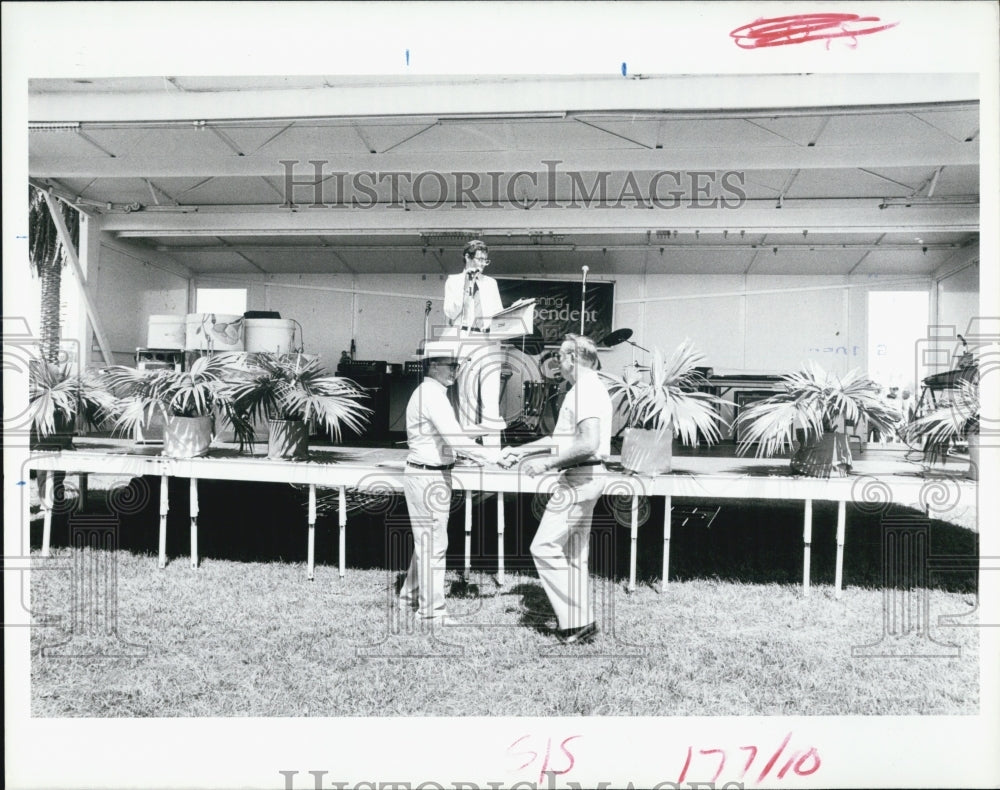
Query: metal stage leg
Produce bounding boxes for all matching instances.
[158,474,169,569]
[628,495,639,593]
[834,500,846,599]
[338,486,347,579]
[660,495,672,592]
[189,478,199,569]
[803,498,813,596]
[496,493,505,586]
[464,492,473,581]
[40,470,53,557]
[307,484,316,581]
[78,473,89,511]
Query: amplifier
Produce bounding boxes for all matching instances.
[338,360,390,375]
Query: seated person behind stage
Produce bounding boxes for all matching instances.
[401,341,500,623]
[443,239,505,446]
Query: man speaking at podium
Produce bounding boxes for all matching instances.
[443,239,505,447]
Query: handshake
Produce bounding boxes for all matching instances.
[497,447,553,477]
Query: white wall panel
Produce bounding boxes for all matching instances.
[93,242,189,364]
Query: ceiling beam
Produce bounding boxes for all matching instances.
[103,199,979,236]
[28,74,978,122]
[29,141,978,178]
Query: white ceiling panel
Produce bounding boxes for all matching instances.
[29,75,981,278]
[911,108,980,143]
[851,248,953,275]
[749,248,864,275]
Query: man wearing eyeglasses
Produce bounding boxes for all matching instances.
[443,239,506,447]
[499,334,611,644]
[401,340,500,624]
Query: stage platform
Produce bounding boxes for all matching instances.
[26,438,976,597]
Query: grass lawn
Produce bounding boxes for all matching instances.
[26,476,980,717]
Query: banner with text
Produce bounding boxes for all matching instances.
[496,278,615,346]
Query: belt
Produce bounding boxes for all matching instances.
[563,459,605,469]
[407,461,456,471]
[459,325,488,333]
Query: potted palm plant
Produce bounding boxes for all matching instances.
[227,352,372,459]
[102,353,251,458]
[903,377,979,480]
[29,358,116,449]
[600,339,728,474]
[735,362,900,478]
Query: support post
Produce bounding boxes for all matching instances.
[834,500,846,599]
[307,484,316,581]
[41,190,114,365]
[660,495,672,593]
[496,492,505,586]
[628,495,639,593]
[803,498,813,596]
[189,478,199,569]
[464,492,473,581]
[338,486,347,579]
[158,474,169,569]
[39,471,53,557]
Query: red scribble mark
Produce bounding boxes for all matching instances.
[730,14,898,49]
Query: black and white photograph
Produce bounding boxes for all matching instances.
[4,2,999,788]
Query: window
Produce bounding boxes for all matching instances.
[867,290,930,394]
[195,288,247,316]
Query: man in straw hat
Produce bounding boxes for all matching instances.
[400,339,500,623]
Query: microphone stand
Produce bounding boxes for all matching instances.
[423,300,432,344]
[580,265,589,335]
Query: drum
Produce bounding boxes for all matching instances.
[538,348,563,382]
[497,347,543,428]
[526,381,565,435]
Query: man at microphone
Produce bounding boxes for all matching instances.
[443,239,505,446]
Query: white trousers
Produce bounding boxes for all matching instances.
[401,469,452,619]
[456,341,505,445]
[529,468,603,630]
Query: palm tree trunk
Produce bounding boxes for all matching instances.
[39,261,63,364]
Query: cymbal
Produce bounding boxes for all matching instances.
[599,328,634,347]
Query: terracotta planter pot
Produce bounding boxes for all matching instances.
[162,415,214,458]
[268,419,309,460]
[790,429,852,478]
[621,426,673,475]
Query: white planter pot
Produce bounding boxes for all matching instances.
[620,426,673,475]
[268,419,309,460]
[162,415,214,458]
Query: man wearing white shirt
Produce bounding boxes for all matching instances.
[500,334,612,644]
[443,240,505,446]
[401,340,500,622]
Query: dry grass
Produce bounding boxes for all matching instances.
[29,551,979,718]
[27,473,980,717]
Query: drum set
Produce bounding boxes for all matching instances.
[497,326,644,437]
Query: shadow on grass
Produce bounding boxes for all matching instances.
[35,477,977,594]
[503,582,556,634]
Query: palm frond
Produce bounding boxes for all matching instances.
[228,353,372,444]
[603,339,727,445]
[904,378,979,462]
[29,359,116,437]
[736,363,904,458]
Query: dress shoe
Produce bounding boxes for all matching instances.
[560,622,598,644]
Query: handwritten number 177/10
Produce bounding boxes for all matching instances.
[677,733,821,784]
